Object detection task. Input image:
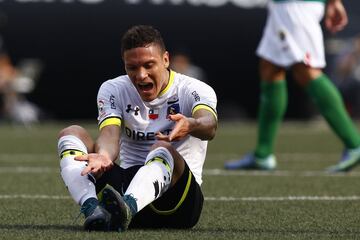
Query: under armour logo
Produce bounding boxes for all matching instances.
[126,104,140,115]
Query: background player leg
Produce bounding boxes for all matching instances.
[225,59,286,170]
[292,64,360,172]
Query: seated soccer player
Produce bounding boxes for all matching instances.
[57,25,218,231]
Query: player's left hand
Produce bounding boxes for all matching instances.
[156,113,193,142]
[75,153,114,177]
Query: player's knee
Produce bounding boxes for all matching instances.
[58,125,94,155]
[292,64,323,86]
[151,140,172,152]
[259,59,285,81]
[58,125,88,140]
[147,143,175,172]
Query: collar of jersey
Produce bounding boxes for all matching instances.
[159,70,175,97]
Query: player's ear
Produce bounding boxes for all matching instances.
[163,51,170,68]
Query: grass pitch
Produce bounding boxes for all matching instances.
[0,120,359,239]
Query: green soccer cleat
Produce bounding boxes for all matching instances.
[101,185,136,232]
[327,147,360,172]
[224,153,277,170]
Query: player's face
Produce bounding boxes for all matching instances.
[124,43,170,102]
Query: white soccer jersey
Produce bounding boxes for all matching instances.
[97,70,217,185]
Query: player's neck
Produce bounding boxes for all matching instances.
[160,69,171,92]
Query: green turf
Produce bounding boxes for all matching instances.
[0,120,360,239]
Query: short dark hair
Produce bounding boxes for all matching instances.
[121,25,166,56]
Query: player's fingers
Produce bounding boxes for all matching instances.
[81,166,92,176]
[104,161,114,171]
[74,155,88,161]
[169,132,181,142]
[168,114,182,121]
[156,135,170,141]
[336,19,347,31]
[82,163,103,176]
[155,132,170,141]
[325,18,331,30]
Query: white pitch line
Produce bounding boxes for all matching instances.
[0,153,56,163]
[208,152,339,162]
[0,194,359,202]
[203,169,360,177]
[0,153,55,158]
[0,167,57,173]
[1,167,360,177]
[204,196,360,201]
[0,194,70,200]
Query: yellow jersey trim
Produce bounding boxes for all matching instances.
[192,104,217,120]
[99,117,122,130]
[159,70,175,97]
[149,170,192,215]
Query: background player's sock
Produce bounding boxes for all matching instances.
[306,74,360,149]
[255,80,287,159]
[124,147,174,212]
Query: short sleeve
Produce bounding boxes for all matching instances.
[97,81,123,129]
[186,80,217,119]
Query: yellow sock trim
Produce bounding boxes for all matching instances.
[60,150,85,159]
[146,157,171,173]
[149,170,192,215]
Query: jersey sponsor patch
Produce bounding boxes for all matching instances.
[124,126,172,141]
[191,91,200,101]
[110,94,116,109]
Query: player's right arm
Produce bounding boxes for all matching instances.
[95,124,120,162]
[75,124,120,177]
[76,79,123,177]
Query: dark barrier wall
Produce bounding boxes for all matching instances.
[0,0,359,120]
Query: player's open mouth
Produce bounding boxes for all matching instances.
[138,82,153,92]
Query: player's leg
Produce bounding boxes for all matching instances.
[57,125,110,231]
[292,63,360,171]
[101,140,201,231]
[225,58,287,170]
[129,160,203,229]
[125,140,179,208]
[101,141,177,231]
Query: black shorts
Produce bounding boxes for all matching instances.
[95,162,204,229]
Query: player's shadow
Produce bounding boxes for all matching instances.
[0,224,81,232]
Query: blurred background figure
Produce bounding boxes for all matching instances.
[331,34,360,118]
[0,11,43,126]
[170,47,208,83]
[224,0,360,172]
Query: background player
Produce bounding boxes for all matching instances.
[57,25,218,231]
[225,0,360,172]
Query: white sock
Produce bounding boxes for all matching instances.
[58,135,97,206]
[125,147,174,212]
